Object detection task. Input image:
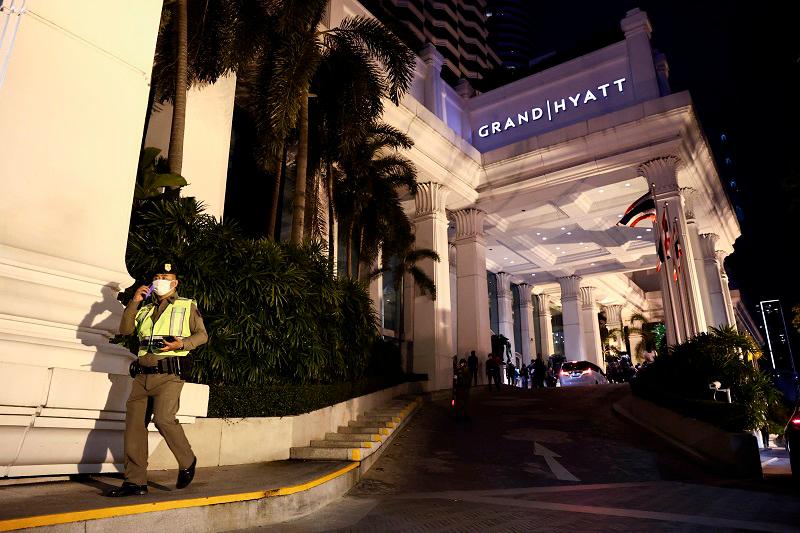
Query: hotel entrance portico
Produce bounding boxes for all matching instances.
[370,6,740,389]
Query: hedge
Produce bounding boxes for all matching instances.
[207,374,413,418]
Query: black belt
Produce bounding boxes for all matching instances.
[129,356,186,378]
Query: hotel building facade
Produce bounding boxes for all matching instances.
[0,1,739,476]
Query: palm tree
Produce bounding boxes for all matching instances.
[335,124,417,278]
[150,0,272,175]
[250,0,416,244]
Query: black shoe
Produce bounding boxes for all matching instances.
[176,457,196,489]
[105,481,148,497]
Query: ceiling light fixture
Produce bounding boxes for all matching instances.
[566,231,572,235]
[542,237,548,240]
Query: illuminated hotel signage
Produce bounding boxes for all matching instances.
[476,78,628,139]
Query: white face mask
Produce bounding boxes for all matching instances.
[152,279,175,296]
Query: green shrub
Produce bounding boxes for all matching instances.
[119,196,379,386]
[633,326,780,431]
[207,375,407,418]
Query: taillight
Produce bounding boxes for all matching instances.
[791,417,800,425]
[451,399,455,406]
[559,370,567,377]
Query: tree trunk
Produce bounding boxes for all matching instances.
[290,88,309,245]
[344,222,353,278]
[327,160,335,273]
[167,0,188,177]
[397,276,408,373]
[267,142,286,239]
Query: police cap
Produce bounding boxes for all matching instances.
[153,262,179,277]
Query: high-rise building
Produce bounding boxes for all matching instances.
[758,300,797,375]
[486,0,532,70]
[361,0,500,86]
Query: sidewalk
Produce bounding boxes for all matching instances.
[0,395,425,532]
[0,460,356,532]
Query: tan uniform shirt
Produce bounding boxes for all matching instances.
[119,292,208,352]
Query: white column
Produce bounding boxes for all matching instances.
[517,284,535,366]
[620,8,660,101]
[420,44,445,120]
[453,209,490,360]
[697,233,731,328]
[449,244,458,356]
[145,74,236,220]
[369,251,383,330]
[496,272,516,356]
[604,304,625,351]
[580,286,604,368]
[411,183,453,390]
[640,157,707,345]
[625,310,645,360]
[0,1,207,477]
[559,276,585,360]
[535,294,555,357]
[717,251,737,329]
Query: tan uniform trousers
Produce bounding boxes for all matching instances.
[124,372,195,485]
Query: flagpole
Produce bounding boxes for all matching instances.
[653,184,681,347]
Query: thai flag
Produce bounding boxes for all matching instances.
[661,208,671,260]
[672,217,683,283]
[618,192,657,227]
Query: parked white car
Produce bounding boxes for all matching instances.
[557,361,608,387]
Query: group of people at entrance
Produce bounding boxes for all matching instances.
[460,350,552,391]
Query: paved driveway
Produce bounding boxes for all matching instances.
[249,385,800,532]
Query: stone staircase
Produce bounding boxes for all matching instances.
[290,396,422,461]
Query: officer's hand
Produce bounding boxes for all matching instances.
[132,285,150,303]
[160,338,184,352]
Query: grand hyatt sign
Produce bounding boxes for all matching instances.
[476,77,628,139]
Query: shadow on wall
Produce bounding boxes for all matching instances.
[77,282,136,475]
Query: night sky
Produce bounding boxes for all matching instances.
[511,1,800,317]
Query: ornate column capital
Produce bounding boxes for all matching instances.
[496,272,513,299]
[518,283,533,307]
[715,250,729,278]
[414,182,449,218]
[698,233,719,259]
[579,286,597,309]
[638,156,682,196]
[535,293,552,315]
[680,187,697,221]
[453,208,486,240]
[604,304,623,325]
[558,275,582,299]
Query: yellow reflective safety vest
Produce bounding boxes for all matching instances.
[135,297,194,357]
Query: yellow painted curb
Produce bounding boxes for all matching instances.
[350,449,361,461]
[379,428,389,435]
[0,462,360,532]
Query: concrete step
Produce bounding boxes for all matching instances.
[310,440,373,448]
[348,419,396,429]
[290,395,423,462]
[337,425,389,435]
[357,414,401,423]
[325,432,382,442]
[290,446,363,461]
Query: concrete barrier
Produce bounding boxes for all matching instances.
[149,381,425,469]
[613,394,761,478]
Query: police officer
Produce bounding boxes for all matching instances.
[106,262,207,497]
